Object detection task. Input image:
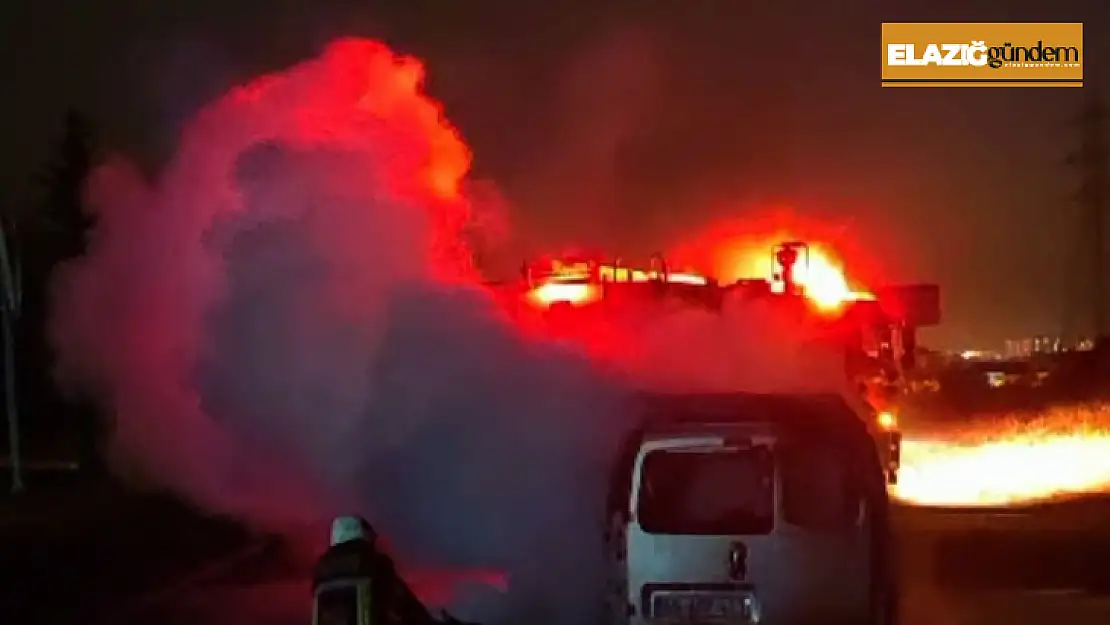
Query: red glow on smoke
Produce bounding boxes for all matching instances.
[52,37,478,529]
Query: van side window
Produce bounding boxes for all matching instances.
[779,439,860,531]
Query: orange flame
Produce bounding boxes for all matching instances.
[894,404,1110,507]
[525,262,710,308]
[717,240,872,312]
[778,247,872,311]
[527,282,600,307]
[668,218,873,312]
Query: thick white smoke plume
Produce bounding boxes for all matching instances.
[49,38,848,624]
[50,39,630,625]
[623,296,850,395]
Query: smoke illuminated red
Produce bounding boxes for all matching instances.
[51,38,481,528]
[49,38,640,625]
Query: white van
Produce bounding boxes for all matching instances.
[604,392,895,625]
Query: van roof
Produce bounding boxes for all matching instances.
[606,391,883,513]
[629,391,868,437]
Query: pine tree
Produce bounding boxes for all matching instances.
[17,109,100,479]
[36,109,95,261]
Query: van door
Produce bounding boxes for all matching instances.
[625,433,874,625]
[776,435,874,624]
[626,435,775,625]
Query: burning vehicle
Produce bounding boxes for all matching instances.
[499,240,941,485]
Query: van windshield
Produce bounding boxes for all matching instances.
[636,447,774,535]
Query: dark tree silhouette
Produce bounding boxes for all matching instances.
[17,109,102,477]
[34,110,96,258]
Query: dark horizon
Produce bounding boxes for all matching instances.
[2,0,1108,350]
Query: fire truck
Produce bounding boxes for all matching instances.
[505,242,941,485]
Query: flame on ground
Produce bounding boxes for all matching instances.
[893,403,1110,507]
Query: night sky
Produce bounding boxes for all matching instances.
[1,0,1108,350]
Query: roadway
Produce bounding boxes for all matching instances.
[896,499,1110,625]
[107,497,1110,625]
[6,469,1105,625]
[0,477,254,625]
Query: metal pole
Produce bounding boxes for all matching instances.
[1069,95,1108,343]
[0,219,23,493]
[1085,97,1107,340]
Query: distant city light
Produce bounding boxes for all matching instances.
[960,350,1000,360]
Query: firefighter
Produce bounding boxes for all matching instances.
[312,516,380,625]
[313,515,472,625]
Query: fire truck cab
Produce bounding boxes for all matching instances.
[727,242,940,485]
